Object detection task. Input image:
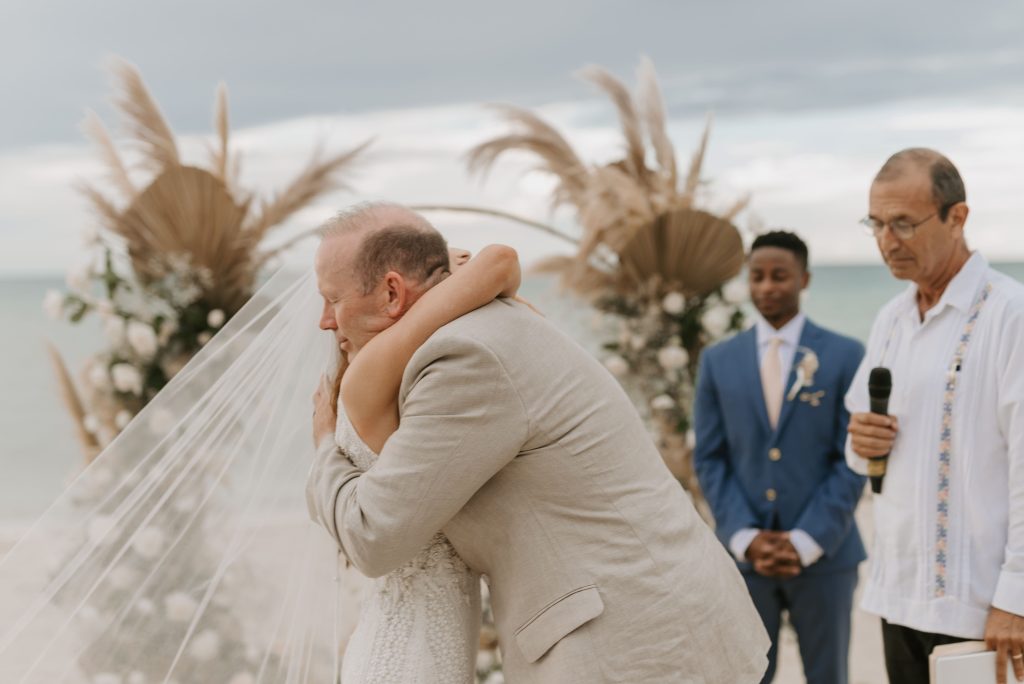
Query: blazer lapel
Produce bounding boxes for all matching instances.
[738,328,772,434]
[774,319,822,436]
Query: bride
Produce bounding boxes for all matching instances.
[319,241,527,683]
[0,224,527,683]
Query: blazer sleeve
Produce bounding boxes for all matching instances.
[793,340,867,556]
[693,349,759,547]
[308,334,528,578]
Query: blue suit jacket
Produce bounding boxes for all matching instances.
[693,318,867,574]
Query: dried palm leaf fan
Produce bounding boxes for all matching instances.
[51,58,368,462]
[77,59,368,316]
[119,166,254,311]
[617,208,745,296]
[461,57,748,300]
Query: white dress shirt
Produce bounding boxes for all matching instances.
[845,252,1024,638]
[729,313,825,567]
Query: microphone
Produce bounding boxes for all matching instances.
[867,367,892,494]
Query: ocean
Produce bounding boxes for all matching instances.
[2,264,1023,523]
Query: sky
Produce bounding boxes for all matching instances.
[1,0,1023,275]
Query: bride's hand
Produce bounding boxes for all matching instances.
[313,371,341,448]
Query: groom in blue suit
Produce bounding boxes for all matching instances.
[694,231,866,684]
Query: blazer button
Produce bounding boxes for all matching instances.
[769,448,782,461]
[766,488,777,502]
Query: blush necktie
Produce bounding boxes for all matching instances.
[761,337,783,428]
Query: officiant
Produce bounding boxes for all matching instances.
[694,230,866,684]
[845,148,1024,684]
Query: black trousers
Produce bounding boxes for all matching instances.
[881,619,969,684]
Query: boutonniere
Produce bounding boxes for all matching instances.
[798,389,826,407]
[786,347,819,401]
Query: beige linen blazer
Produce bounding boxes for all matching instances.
[307,299,769,683]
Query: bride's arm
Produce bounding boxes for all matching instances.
[341,244,521,452]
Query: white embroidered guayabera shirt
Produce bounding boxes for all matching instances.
[845,252,1024,638]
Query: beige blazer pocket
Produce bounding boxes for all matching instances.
[514,585,604,663]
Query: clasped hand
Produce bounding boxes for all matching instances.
[746,530,802,579]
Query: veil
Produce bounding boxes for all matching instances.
[0,267,361,683]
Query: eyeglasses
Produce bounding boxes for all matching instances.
[859,212,937,240]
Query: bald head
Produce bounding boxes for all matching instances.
[874,148,966,221]
[315,202,451,356]
[318,202,450,294]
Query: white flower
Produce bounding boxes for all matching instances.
[134,597,155,616]
[161,353,189,379]
[127,321,158,359]
[66,263,92,292]
[132,526,165,560]
[87,515,117,546]
[603,355,629,377]
[228,674,255,684]
[661,291,686,315]
[83,414,101,434]
[657,345,689,371]
[127,672,146,684]
[43,290,65,320]
[188,629,221,661]
[87,362,110,390]
[164,592,198,622]
[173,494,200,513]
[207,309,225,328]
[158,318,178,344]
[95,299,115,317]
[111,363,143,395]
[108,565,139,590]
[483,671,505,684]
[722,278,748,304]
[104,317,127,346]
[476,650,496,672]
[701,305,733,338]
[81,224,100,246]
[115,410,133,430]
[787,349,821,400]
[93,673,123,684]
[650,394,676,411]
[197,331,212,346]
[628,334,647,351]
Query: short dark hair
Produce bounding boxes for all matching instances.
[354,225,450,294]
[750,230,809,270]
[874,148,966,221]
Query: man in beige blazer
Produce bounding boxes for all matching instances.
[306,203,769,683]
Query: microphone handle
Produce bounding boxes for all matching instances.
[868,395,890,494]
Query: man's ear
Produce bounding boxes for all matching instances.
[381,271,408,319]
[949,202,969,235]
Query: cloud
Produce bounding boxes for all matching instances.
[1,94,1022,276]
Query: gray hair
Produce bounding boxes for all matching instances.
[319,202,450,294]
[874,148,966,221]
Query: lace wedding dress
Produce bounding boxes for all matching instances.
[336,412,481,684]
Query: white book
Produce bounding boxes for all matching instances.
[930,640,1013,683]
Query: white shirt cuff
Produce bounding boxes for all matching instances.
[729,528,760,562]
[789,529,825,567]
[991,570,1024,617]
[844,433,870,476]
